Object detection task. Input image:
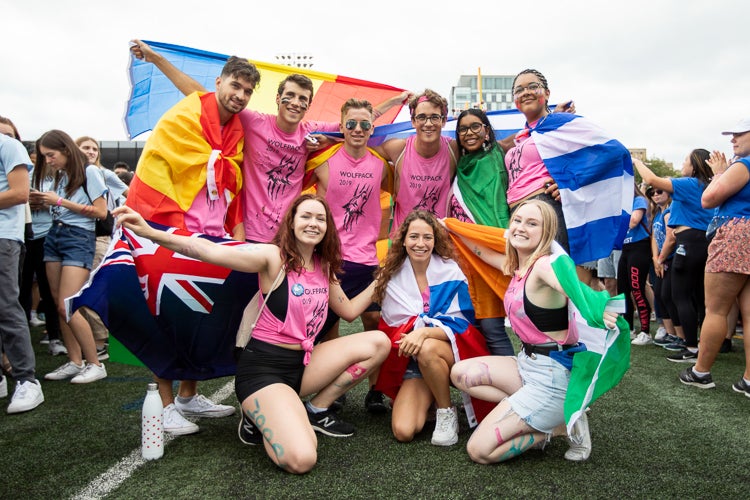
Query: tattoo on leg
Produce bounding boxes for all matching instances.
[498,434,536,462]
[494,426,523,446]
[249,399,285,463]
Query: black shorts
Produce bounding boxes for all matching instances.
[234,338,305,403]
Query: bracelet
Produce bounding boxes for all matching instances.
[56,197,63,206]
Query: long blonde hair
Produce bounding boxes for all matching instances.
[503,199,558,275]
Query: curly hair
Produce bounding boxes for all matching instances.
[271,193,342,282]
[408,89,448,118]
[374,210,456,304]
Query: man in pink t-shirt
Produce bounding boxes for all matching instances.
[307,98,392,413]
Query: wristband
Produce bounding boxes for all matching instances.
[56,197,63,206]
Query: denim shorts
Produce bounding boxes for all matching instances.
[507,351,571,433]
[403,357,422,380]
[43,222,96,269]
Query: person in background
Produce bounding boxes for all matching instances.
[114,195,390,474]
[634,151,713,363]
[0,117,45,413]
[31,130,108,384]
[679,119,750,393]
[621,184,653,345]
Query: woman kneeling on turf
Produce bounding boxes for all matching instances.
[114,194,390,474]
[446,200,622,463]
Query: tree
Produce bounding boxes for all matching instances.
[634,156,679,185]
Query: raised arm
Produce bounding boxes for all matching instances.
[113,206,274,274]
[130,39,206,96]
[632,157,673,193]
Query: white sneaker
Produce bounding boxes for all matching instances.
[48,339,68,356]
[565,412,591,461]
[29,312,46,327]
[629,330,636,340]
[631,332,653,346]
[70,363,107,384]
[163,403,199,435]
[431,406,459,446]
[44,361,85,381]
[175,394,235,418]
[0,375,7,398]
[7,379,44,414]
[654,326,667,341]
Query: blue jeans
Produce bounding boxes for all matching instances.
[0,239,36,382]
[44,222,96,269]
[479,317,515,356]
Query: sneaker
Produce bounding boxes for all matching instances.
[48,339,68,356]
[44,361,85,381]
[667,348,698,363]
[629,330,636,340]
[654,334,680,347]
[96,344,109,361]
[163,403,199,435]
[678,367,715,389]
[70,363,107,384]
[431,406,459,446]
[654,326,668,341]
[175,394,235,418]
[631,332,653,346]
[663,338,687,351]
[29,313,45,327]
[719,338,733,354]
[364,389,389,414]
[564,412,591,461]
[39,334,49,345]
[237,412,263,445]
[307,407,355,437]
[7,379,44,414]
[330,393,346,413]
[731,378,750,398]
[0,375,7,398]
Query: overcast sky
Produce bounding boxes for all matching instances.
[3,0,748,169]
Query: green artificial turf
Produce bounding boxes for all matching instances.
[1,322,747,499]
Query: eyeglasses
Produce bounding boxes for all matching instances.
[653,189,664,195]
[344,120,372,131]
[413,114,444,124]
[512,82,544,97]
[457,122,485,136]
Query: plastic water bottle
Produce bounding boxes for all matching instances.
[675,244,686,256]
[141,382,163,460]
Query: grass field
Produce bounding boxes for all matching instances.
[1,321,748,499]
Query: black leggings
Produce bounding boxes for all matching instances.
[617,238,652,333]
[19,236,61,341]
[670,229,708,347]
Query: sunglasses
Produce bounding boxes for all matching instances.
[652,189,664,195]
[344,120,372,131]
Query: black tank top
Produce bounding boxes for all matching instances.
[523,292,568,332]
[263,275,288,322]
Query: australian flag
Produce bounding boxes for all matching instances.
[67,223,256,380]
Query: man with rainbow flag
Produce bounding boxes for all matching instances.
[125,53,260,435]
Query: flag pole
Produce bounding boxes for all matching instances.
[477,67,483,110]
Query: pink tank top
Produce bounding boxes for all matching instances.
[503,258,578,345]
[392,135,452,232]
[239,110,339,242]
[325,148,384,265]
[251,256,329,364]
[505,121,552,204]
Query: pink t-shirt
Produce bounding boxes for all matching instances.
[239,110,339,242]
[183,186,230,237]
[503,257,578,345]
[325,148,384,265]
[505,122,551,204]
[251,257,329,365]
[392,135,452,232]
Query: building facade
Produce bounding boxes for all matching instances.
[450,74,515,116]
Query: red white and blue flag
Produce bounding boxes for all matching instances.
[67,224,255,380]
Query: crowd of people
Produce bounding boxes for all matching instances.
[1,39,746,475]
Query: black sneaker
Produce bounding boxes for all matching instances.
[364,389,389,414]
[329,393,346,413]
[667,348,698,363]
[307,408,355,437]
[732,378,750,398]
[663,338,687,351]
[654,334,679,347]
[237,412,263,445]
[720,338,733,353]
[678,367,715,389]
[96,344,109,361]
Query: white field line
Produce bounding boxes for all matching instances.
[71,381,236,500]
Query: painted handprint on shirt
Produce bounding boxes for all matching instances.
[342,183,374,232]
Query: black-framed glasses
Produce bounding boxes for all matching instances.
[413,114,444,124]
[512,82,544,97]
[457,122,485,135]
[344,120,372,131]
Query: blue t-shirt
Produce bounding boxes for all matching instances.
[717,157,750,218]
[0,134,32,242]
[668,177,713,230]
[652,205,674,259]
[30,175,54,240]
[623,196,650,244]
[51,165,107,231]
